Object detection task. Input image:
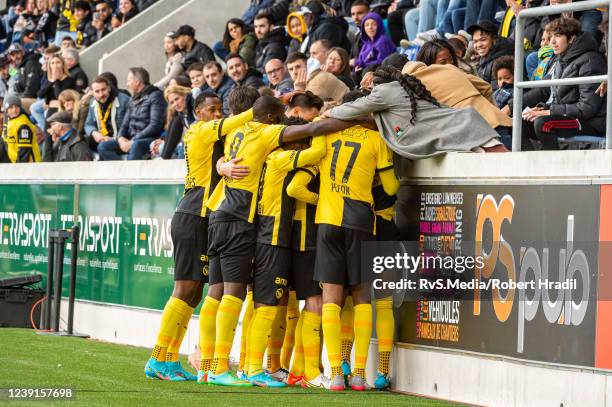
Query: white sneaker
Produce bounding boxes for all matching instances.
[268,368,289,383]
[301,373,331,389]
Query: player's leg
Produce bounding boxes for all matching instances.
[288,309,305,385]
[198,281,223,383]
[340,294,355,382]
[347,228,375,391]
[267,291,289,380]
[208,220,254,387]
[247,243,289,387]
[315,224,350,391]
[237,286,254,378]
[280,290,299,371]
[145,212,205,381]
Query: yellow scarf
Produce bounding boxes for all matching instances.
[97,103,112,136]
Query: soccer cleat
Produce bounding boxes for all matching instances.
[341,360,351,385]
[349,374,369,391]
[374,372,390,390]
[236,369,248,380]
[248,371,287,388]
[208,371,253,387]
[301,373,331,389]
[268,368,289,383]
[286,372,303,386]
[166,361,196,381]
[197,370,208,384]
[326,374,346,391]
[144,358,170,380]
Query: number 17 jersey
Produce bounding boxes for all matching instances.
[315,125,394,234]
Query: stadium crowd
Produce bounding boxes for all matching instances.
[0,0,608,163]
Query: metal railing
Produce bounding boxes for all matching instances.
[511,0,612,151]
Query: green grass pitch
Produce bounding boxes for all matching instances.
[0,328,470,407]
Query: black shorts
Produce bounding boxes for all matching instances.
[376,216,401,242]
[314,224,373,286]
[207,216,255,285]
[253,243,291,305]
[171,212,210,282]
[290,250,321,300]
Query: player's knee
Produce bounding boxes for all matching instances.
[172,280,202,302]
[223,282,247,299]
[305,295,322,314]
[207,283,224,300]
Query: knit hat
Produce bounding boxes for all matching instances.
[4,94,22,109]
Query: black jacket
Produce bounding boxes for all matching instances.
[477,38,514,87]
[37,76,76,103]
[69,64,88,92]
[237,67,265,89]
[77,17,98,47]
[522,33,607,133]
[182,40,216,71]
[15,53,42,98]
[306,15,351,53]
[259,0,291,25]
[255,27,289,72]
[54,131,92,162]
[119,84,167,140]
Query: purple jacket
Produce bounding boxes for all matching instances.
[355,12,397,69]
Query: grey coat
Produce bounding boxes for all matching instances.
[328,81,499,159]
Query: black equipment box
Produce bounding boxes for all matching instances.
[0,274,45,328]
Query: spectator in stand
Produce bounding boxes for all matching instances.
[98,67,167,160]
[324,46,355,89]
[175,25,215,71]
[348,0,370,59]
[265,58,293,96]
[136,0,158,12]
[170,75,191,88]
[37,54,76,106]
[91,1,113,43]
[35,0,59,47]
[519,17,606,150]
[402,60,513,147]
[202,61,234,115]
[62,47,88,91]
[60,35,77,49]
[221,18,257,67]
[300,0,351,52]
[84,74,130,153]
[417,38,457,65]
[491,55,514,111]
[186,62,205,98]
[464,0,500,32]
[286,51,348,103]
[0,94,41,163]
[150,84,194,159]
[54,0,77,46]
[354,12,397,72]
[467,20,514,88]
[286,10,307,54]
[241,0,279,26]
[253,12,288,73]
[528,29,554,80]
[74,1,97,48]
[284,90,324,120]
[111,0,139,30]
[226,53,265,89]
[154,31,184,89]
[309,39,331,71]
[57,89,86,136]
[8,43,42,99]
[0,57,11,100]
[46,110,92,161]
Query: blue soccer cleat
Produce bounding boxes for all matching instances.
[166,361,196,381]
[341,360,351,385]
[208,371,253,387]
[248,371,287,388]
[374,372,391,390]
[197,370,208,384]
[144,358,170,380]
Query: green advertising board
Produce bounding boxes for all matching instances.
[0,183,184,310]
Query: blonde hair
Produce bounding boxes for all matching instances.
[58,89,81,122]
[47,54,70,79]
[164,85,192,129]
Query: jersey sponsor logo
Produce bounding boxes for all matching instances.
[275,287,284,299]
[18,127,31,141]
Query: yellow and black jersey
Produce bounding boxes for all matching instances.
[315,125,393,234]
[206,122,286,223]
[287,166,319,252]
[257,137,325,247]
[372,173,397,221]
[176,109,253,218]
[1,113,41,163]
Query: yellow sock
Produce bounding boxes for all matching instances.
[199,296,220,373]
[340,296,355,363]
[302,311,322,381]
[151,297,191,362]
[322,303,342,377]
[166,301,194,362]
[212,295,243,375]
[353,303,373,378]
[281,291,299,370]
[375,297,394,375]
[238,291,254,372]
[266,305,286,372]
[290,310,305,377]
[247,306,278,376]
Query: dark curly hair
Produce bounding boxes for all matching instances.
[372,65,440,125]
